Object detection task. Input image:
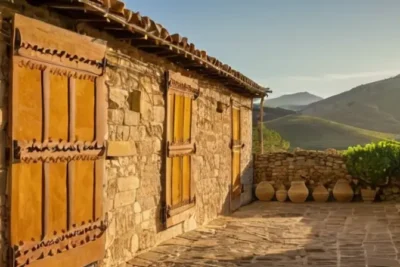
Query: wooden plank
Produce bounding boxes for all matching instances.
[166,93,174,208]
[94,159,104,221]
[182,155,191,202]
[173,94,184,143]
[49,73,69,140]
[69,77,76,141]
[67,161,74,230]
[26,236,105,267]
[95,76,106,143]
[73,160,95,225]
[183,96,191,142]
[13,65,42,141]
[14,14,106,75]
[11,163,43,245]
[232,151,241,196]
[171,156,181,206]
[232,108,240,141]
[75,78,95,141]
[48,163,67,235]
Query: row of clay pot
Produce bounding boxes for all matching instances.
[255,179,354,203]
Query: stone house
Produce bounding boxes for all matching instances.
[0,0,267,266]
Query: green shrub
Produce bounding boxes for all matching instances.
[344,141,400,188]
[253,126,290,154]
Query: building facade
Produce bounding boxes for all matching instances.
[0,1,266,266]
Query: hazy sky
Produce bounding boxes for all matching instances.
[127,0,400,98]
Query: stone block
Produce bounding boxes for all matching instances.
[124,110,140,126]
[114,191,136,208]
[109,88,128,109]
[130,234,139,254]
[134,202,142,213]
[107,141,137,157]
[153,106,165,123]
[117,176,140,192]
[108,109,124,124]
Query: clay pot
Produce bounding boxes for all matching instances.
[288,181,309,203]
[255,182,275,201]
[276,186,288,202]
[333,179,354,202]
[312,184,329,202]
[361,188,377,203]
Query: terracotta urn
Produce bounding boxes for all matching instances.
[276,185,288,202]
[288,181,309,203]
[333,179,354,202]
[312,184,329,202]
[361,188,377,203]
[255,181,275,201]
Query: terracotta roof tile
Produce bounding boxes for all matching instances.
[30,0,267,95]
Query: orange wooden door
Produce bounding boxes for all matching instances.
[231,106,241,207]
[9,14,107,267]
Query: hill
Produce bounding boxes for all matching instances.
[266,92,323,109]
[252,105,295,124]
[266,115,395,150]
[301,75,400,134]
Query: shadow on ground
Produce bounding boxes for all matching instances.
[128,201,400,267]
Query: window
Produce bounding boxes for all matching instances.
[165,71,198,227]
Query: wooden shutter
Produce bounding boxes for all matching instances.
[231,106,241,197]
[9,15,107,267]
[165,71,198,227]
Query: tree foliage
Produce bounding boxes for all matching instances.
[253,126,290,154]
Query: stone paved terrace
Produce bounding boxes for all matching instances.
[127,202,400,267]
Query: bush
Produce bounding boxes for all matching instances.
[344,141,400,188]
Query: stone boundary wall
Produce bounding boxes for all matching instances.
[254,150,400,201]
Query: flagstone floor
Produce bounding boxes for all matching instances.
[128,201,400,267]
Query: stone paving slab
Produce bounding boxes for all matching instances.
[127,202,400,267]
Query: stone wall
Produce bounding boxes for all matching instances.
[254,150,350,190]
[254,150,400,201]
[103,44,254,266]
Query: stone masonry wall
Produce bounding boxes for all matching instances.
[254,149,400,201]
[103,45,254,266]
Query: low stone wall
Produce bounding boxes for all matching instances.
[254,149,400,201]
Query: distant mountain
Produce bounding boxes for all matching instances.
[266,92,323,110]
[301,75,400,134]
[266,115,395,150]
[252,105,295,124]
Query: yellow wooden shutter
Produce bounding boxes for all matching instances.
[232,107,241,197]
[10,14,107,267]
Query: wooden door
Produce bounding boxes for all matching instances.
[165,71,197,227]
[9,15,107,267]
[231,104,241,210]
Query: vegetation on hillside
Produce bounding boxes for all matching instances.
[266,114,395,150]
[252,126,290,154]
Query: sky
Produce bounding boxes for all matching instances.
[127,0,400,99]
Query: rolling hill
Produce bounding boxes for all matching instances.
[266,115,396,150]
[301,75,400,134]
[266,92,323,110]
[252,105,295,124]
